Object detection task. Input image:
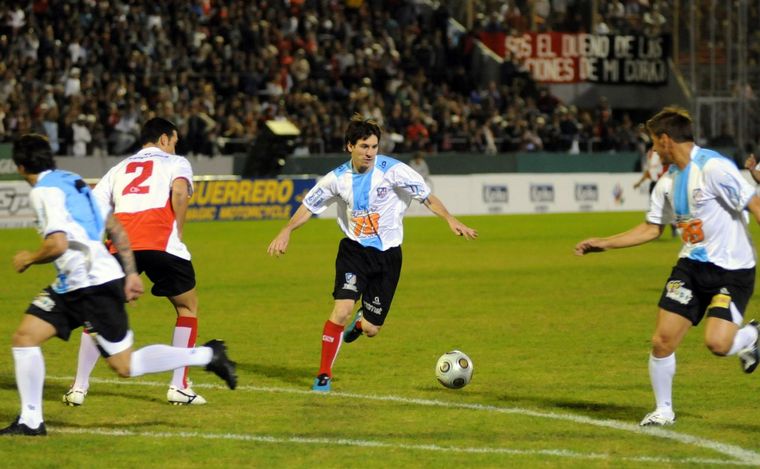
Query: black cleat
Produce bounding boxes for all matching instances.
[204,339,238,389]
[0,417,46,436]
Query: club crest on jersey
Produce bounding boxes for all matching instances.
[665,280,693,305]
[342,273,358,292]
[376,187,389,200]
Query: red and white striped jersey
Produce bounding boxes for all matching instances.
[93,147,193,259]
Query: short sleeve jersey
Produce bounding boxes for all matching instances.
[93,147,193,260]
[31,170,124,293]
[646,146,756,270]
[302,155,431,251]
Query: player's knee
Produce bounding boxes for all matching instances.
[107,361,132,378]
[11,329,38,347]
[650,334,676,355]
[362,322,380,337]
[704,338,731,356]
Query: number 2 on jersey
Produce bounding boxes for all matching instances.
[122,161,154,195]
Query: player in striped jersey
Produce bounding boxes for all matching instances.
[576,107,760,426]
[63,118,207,406]
[267,115,478,391]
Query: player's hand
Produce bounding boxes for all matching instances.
[124,273,144,302]
[574,239,606,255]
[745,153,757,170]
[449,220,478,240]
[267,232,291,257]
[12,251,33,273]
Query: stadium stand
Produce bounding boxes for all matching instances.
[0,1,754,158]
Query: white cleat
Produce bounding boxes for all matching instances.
[63,388,87,406]
[738,319,759,374]
[639,408,676,426]
[167,385,207,405]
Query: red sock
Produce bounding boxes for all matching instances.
[318,320,344,377]
[173,316,198,388]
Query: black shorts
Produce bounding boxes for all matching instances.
[115,250,196,297]
[26,279,130,344]
[658,258,755,325]
[333,238,402,326]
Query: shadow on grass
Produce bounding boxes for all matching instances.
[237,361,314,387]
[0,375,168,405]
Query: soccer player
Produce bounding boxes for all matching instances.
[267,115,477,392]
[63,117,206,406]
[1,134,236,436]
[575,107,760,426]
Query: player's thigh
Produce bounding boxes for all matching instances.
[333,239,367,302]
[652,308,692,353]
[24,286,81,343]
[12,314,58,346]
[169,288,198,317]
[362,246,402,327]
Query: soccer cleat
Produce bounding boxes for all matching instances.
[343,309,363,343]
[738,320,760,374]
[203,339,238,390]
[312,373,331,392]
[639,409,676,426]
[0,417,47,436]
[62,387,87,406]
[167,385,207,405]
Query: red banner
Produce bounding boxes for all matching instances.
[481,32,670,85]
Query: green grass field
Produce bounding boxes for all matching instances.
[1,212,759,468]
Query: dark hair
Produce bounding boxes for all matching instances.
[344,113,382,148]
[646,106,694,143]
[12,134,56,173]
[140,117,178,146]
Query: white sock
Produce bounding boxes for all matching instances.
[171,322,194,388]
[13,347,45,429]
[727,324,759,356]
[649,353,675,412]
[73,332,100,391]
[129,345,212,378]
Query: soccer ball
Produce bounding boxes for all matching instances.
[435,350,474,389]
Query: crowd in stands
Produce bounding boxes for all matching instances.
[0,0,670,158]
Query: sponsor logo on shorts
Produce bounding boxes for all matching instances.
[342,273,358,292]
[372,296,380,305]
[31,292,55,312]
[665,280,693,305]
[363,301,383,315]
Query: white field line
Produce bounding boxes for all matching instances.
[51,427,755,467]
[47,375,760,466]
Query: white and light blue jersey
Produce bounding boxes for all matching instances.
[303,155,431,251]
[31,170,124,293]
[647,146,756,270]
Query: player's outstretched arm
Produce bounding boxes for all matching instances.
[745,154,760,184]
[267,203,314,257]
[12,232,68,273]
[106,214,144,301]
[575,222,662,256]
[423,194,478,240]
